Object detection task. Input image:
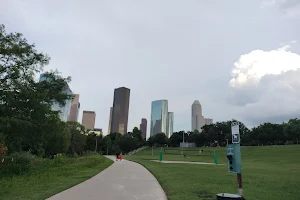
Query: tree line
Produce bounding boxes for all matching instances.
[148,119,300,147]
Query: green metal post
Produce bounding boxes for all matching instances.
[159,148,163,161]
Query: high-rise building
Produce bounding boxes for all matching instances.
[205,118,213,125]
[191,100,205,132]
[82,111,96,131]
[110,87,130,134]
[39,73,73,122]
[167,112,174,138]
[191,100,213,132]
[107,107,113,134]
[69,94,80,122]
[150,100,168,137]
[140,118,147,139]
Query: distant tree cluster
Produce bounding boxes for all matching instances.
[101,127,146,155]
[148,119,300,147]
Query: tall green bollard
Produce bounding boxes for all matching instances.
[159,149,163,161]
[213,150,219,165]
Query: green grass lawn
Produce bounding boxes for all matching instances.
[0,154,113,200]
[126,145,300,200]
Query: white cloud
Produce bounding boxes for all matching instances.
[229,45,300,88]
[228,44,300,125]
[260,0,300,17]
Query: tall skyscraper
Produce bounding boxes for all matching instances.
[107,107,113,134]
[192,100,205,132]
[167,112,174,138]
[140,118,147,139]
[150,100,168,137]
[191,100,213,132]
[110,87,130,134]
[39,73,73,122]
[69,94,80,122]
[82,111,96,131]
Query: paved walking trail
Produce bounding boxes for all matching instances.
[47,156,167,200]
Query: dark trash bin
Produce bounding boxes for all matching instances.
[216,193,244,200]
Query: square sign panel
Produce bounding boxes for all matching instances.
[231,123,240,144]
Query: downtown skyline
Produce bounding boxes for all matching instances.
[43,79,215,138]
[12,1,299,136]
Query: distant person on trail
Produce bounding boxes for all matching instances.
[116,152,120,161]
[119,152,123,161]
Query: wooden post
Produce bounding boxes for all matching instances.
[237,173,243,196]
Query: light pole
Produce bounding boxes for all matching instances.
[95,137,98,152]
[152,146,154,156]
[181,132,185,155]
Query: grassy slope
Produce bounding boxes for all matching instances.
[0,154,113,200]
[126,145,300,200]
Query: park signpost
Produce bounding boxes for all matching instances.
[230,122,243,196]
[216,122,244,200]
[159,148,163,161]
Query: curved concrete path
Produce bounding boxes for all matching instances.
[47,156,167,200]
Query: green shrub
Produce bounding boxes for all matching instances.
[53,154,68,166]
[2,152,35,176]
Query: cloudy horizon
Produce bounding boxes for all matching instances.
[1,0,300,137]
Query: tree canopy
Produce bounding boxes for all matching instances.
[161,119,300,147]
[0,24,72,156]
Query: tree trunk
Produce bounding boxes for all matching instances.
[95,139,98,152]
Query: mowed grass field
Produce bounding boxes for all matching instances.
[126,145,300,200]
[0,154,113,200]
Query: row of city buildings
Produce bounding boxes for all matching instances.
[39,74,212,138]
[148,100,213,138]
[106,88,175,139]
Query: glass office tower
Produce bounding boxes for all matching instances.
[167,112,174,138]
[150,100,168,137]
[39,73,73,122]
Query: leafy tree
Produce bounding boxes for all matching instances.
[147,136,155,147]
[118,134,138,153]
[102,136,112,155]
[169,132,183,147]
[130,127,145,147]
[284,119,300,144]
[0,24,72,155]
[67,121,87,156]
[153,133,168,146]
[86,132,103,152]
[43,116,70,157]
